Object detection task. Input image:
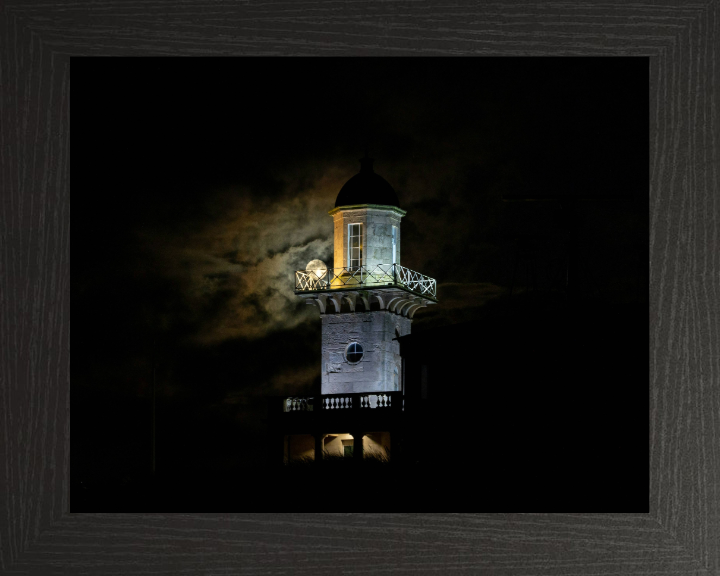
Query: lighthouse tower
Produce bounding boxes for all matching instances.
[280,155,437,463]
[297,155,437,394]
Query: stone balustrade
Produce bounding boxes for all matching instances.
[282,392,402,413]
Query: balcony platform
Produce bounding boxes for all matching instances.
[295,265,437,317]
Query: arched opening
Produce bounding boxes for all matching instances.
[319,433,355,459]
[312,432,393,462]
[284,434,315,463]
[364,431,391,462]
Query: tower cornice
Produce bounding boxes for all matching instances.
[328,204,407,217]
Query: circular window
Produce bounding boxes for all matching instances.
[345,342,364,363]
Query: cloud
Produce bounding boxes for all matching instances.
[135,166,353,344]
[130,149,516,346]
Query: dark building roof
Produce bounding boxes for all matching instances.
[335,156,400,208]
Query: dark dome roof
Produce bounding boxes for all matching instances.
[335,157,400,208]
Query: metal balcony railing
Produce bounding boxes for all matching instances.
[295,264,436,299]
[282,392,403,413]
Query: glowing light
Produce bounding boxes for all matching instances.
[306,259,327,279]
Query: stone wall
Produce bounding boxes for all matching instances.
[331,206,403,270]
[321,310,412,394]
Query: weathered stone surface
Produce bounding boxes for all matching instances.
[320,310,411,394]
[331,207,403,270]
[311,206,418,394]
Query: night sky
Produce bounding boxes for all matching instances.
[73,58,647,507]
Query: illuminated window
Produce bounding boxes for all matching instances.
[348,223,362,269]
[342,439,354,457]
[345,342,364,363]
[392,226,397,265]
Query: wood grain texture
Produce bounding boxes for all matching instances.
[0,1,717,574]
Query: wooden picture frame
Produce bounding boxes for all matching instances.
[1,2,717,573]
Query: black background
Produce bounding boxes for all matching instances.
[72,57,648,510]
